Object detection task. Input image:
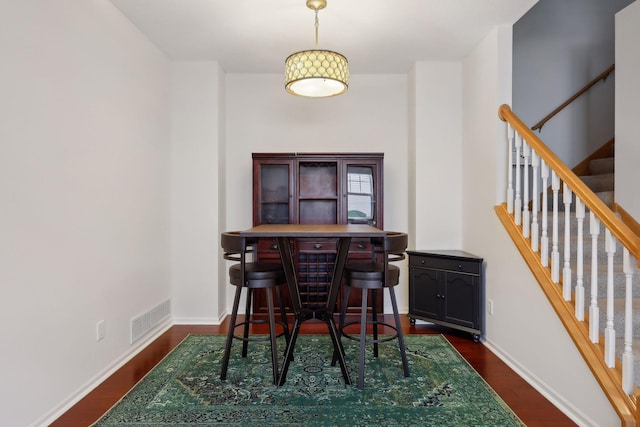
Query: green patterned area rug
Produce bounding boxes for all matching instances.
[94,334,525,427]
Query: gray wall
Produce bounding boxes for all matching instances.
[513,0,633,168]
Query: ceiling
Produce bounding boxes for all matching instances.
[110,0,538,74]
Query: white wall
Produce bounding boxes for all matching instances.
[225,74,410,311]
[0,1,171,426]
[411,62,463,251]
[615,1,640,220]
[170,62,226,324]
[462,26,619,427]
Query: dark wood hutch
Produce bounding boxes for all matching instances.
[251,152,384,313]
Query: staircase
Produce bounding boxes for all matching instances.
[498,105,640,426]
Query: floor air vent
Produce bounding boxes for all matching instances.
[130,299,171,344]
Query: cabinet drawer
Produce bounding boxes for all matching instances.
[409,255,481,275]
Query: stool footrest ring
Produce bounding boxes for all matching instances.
[340,320,399,344]
[232,319,288,343]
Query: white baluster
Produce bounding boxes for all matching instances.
[540,160,549,267]
[507,124,514,214]
[604,229,617,367]
[531,151,539,252]
[522,142,530,238]
[551,172,560,283]
[574,199,585,321]
[622,249,637,394]
[514,135,522,226]
[589,212,600,343]
[562,183,572,301]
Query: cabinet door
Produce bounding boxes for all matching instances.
[409,267,441,319]
[342,160,382,227]
[441,272,479,329]
[253,160,294,226]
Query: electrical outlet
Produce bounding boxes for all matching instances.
[488,300,494,315]
[96,320,105,341]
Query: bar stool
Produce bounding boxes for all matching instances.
[335,231,410,389]
[220,231,290,385]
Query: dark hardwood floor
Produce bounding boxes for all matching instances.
[50,316,577,427]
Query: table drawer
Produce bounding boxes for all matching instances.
[297,239,337,252]
[257,238,281,252]
[349,240,372,253]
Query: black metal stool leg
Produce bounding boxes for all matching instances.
[331,284,351,367]
[266,287,279,385]
[242,288,253,358]
[358,287,368,390]
[221,285,243,380]
[389,287,410,377]
[275,285,290,342]
[372,288,379,358]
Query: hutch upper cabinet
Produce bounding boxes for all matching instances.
[252,152,384,312]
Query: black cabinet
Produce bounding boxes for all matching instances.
[407,250,484,341]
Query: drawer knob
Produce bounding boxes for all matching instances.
[458,264,463,270]
[357,244,365,249]
[270,244,278,250]
[420,260,425,264]
[314,243,323,250]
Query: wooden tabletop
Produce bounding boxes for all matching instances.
[240,223,386,238]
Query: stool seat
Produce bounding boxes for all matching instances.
[342,263,399,287]
[229,263,285,287]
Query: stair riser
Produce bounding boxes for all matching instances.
[580,173,615,193]
[589,157,615,175]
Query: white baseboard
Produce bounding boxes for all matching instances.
[173,314,225,325]
[483,337,597,427]
[33,319,173,427]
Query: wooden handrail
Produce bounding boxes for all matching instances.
[531,64,615,132]
[499,104,640,263]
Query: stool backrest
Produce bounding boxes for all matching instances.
[221,231,258,262]
[383,232,408,262]
[371,232,407,263]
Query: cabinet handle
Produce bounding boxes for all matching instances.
[314,243,323,250]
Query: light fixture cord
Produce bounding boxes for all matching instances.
[314,9,319,48]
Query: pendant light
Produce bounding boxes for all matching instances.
[285,0,349,97]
